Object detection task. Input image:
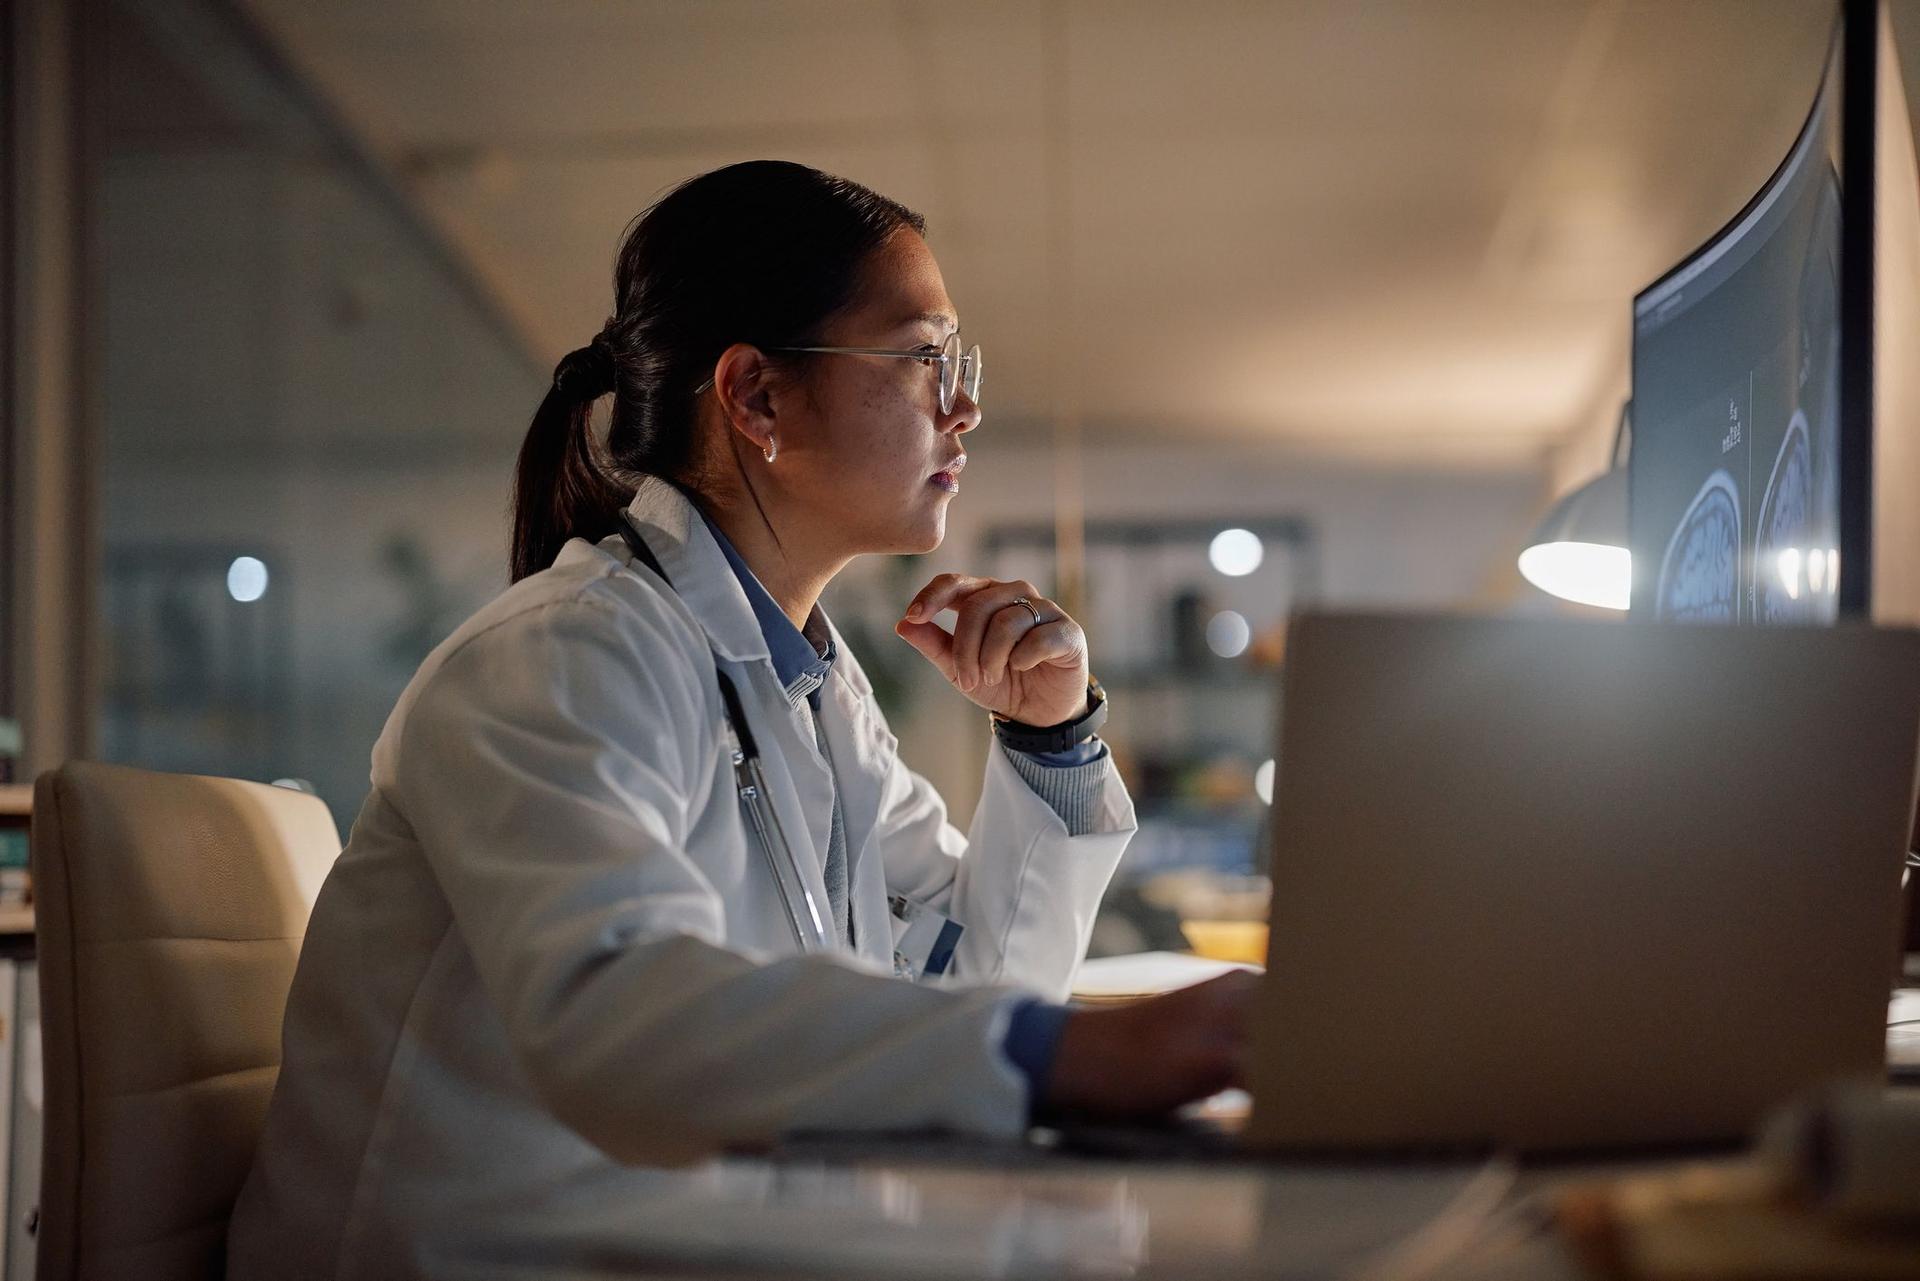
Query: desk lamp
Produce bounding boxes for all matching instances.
[1519,402,1631,611]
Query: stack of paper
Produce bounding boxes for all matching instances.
[1068,951,1259,1005]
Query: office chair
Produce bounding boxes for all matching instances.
[29,762,338,1281]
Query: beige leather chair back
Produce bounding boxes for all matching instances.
[30,762,339,1281]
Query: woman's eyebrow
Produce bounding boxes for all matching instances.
[900,310,957,335]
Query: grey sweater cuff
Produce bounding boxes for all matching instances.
[1002,740,1111,836]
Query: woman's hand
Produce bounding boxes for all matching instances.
[1043,971,1259,1117]
[895,575,1091,726]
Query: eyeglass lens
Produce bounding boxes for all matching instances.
[939,333,983,414]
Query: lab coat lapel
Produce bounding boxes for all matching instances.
[816,678,890,878]
[615,479,841,943]
[619,477,766,666]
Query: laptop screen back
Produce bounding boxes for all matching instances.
[1246,614,1920,1152]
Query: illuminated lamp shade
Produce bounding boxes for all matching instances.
[1519,401,1633,612]
[1517,466,1630,611]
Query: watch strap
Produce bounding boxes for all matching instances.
[991,679,1108,754]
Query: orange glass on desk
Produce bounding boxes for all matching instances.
[1179,920,1269,966]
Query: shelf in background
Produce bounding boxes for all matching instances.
[0,791,34,940]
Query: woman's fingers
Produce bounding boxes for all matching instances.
[948,580,1043,692]
[901,574,1084,694]
[1042,970,1259,1116]
[978,602,1057,689]
[1006,618,1081,675]
[902,573,992,624]
[893,618,956,679]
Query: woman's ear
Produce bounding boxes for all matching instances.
[713,343,778,457]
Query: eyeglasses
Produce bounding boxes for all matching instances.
[695,332,983,415]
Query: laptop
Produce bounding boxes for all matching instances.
[1236,613,1920,1154]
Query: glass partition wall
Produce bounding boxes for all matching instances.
[92,0,541,829]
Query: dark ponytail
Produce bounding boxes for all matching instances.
[508,161,926,582]
[510,339,627,583]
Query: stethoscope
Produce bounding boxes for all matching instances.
[616,513,831,953]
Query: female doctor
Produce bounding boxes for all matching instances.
[229,160,1253,1279]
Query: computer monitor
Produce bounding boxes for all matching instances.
[1630,21,1843,622]
[1630,0,1920,626]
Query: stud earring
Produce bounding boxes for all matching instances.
[763,434,778,463]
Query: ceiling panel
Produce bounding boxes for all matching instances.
[235,0,1842,466]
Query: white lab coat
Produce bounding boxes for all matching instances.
[226,476,1136,1280]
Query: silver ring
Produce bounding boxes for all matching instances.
[1013,596,1043,626]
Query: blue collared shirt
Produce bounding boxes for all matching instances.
[701,517,837,709]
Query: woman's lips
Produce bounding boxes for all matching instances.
[930,454,966,493]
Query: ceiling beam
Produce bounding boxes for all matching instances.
[132,0,551,379]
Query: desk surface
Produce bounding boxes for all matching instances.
[422,1142,1589,1281]
[417,1085,1920,1280]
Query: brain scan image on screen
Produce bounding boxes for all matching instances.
[1657,470,1742,621]
[1756,411,1815,621]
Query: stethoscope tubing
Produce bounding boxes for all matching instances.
[734,750,829,950]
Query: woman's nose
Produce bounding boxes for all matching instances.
[946,391,981,435]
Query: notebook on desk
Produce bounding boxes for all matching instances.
[1227,613,1920,1156]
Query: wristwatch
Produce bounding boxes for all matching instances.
[990,677,1109,754]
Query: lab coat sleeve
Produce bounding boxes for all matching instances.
[392,595,1031,1162]
[873,732,1136,1001]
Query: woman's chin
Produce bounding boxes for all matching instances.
[897,498,948,554]
[903,518,946,554]
[848,486,952,555]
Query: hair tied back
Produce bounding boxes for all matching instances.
[552,336,615,402]
[509,161,925,583]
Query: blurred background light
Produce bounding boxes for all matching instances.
[1205,609,1252,657]
[226,556,270,603]
[1208,528,1264,577]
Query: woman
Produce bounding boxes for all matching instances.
[229,160,1252,1278]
